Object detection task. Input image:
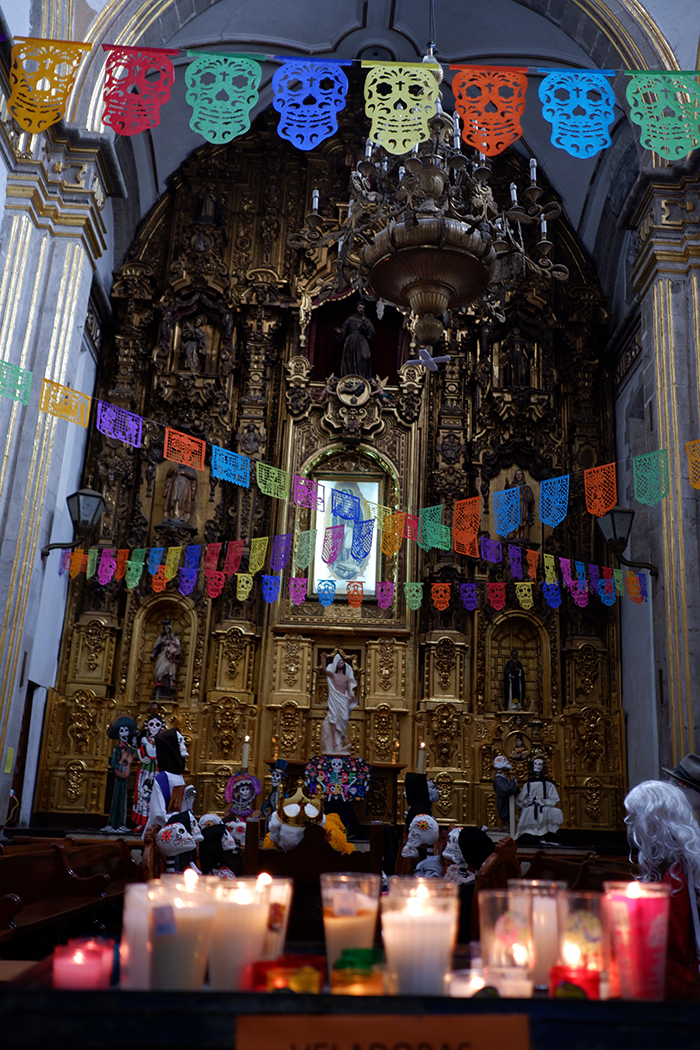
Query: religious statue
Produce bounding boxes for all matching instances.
[505,469,535,539]
[132,711,167,831]
[163,464,198,522]
[198,185,217,223]
[150,620,181,691]
[181,315,207,372]
[504,328,532,387]
[103,715,138,833]
[338,303,374,379]
[504,649,525,710]
[318,652,358,755]
[515,757,564,845]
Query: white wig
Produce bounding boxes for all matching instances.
[329,653,357,697]
[625,780,700,894]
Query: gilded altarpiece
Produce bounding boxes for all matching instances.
[36,110,625,832]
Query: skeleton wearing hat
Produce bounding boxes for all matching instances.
[493,754,518,826]
[663,754,700,812]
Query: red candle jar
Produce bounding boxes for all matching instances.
[603,881,669,1000]
[549,964,600,999]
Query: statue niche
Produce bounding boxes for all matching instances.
[305,296,411,383]
[488,616,542,713]
[174,313,221,374]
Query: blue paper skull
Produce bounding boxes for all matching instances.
[539,71,615,159]
[272,61,349,151]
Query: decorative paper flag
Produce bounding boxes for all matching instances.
[331,488,361,522]
[539,475,569,528]
[347,581,364,608]
[508,545,523,579]
[351,520,375,561]
[515,582,534,609]
[322,524,345,565]
[293,475,324,509]
[237,573,254,601]
[164,427,206,470]
[249,537,269,575]
[148,548,164,576]
[152,566,168,592]
[223,541,244,575]
[480,536,502,563]
[317,580,336,607]
[184,545,202,572]
[8,38,91,133]
[686,439,700,488]
[256,461,290,499]
[575,561,587,587]
[178,569,197,596]
[493,486,521,537]
[598,578,616,606]
[364,501,393,528]
[96,400,142,447]
[404,582,424,610]
[543,582,562,608]
[538,70,615,158]
[602,566,613,580]
[362,62,440,154]
[453,497,480,556]
[381,513,405,557]
[58,549,71,577]
[625,571,644,604]
[559,557,573,590]
[102,45,178,135]
[487,582,507,611]
[526,549,540,581]
[86,549,98,579]
[639,573,649,602]
[289,577,308,605]
[96,549,116,585]
[185,52,262,144]
[377,582,395,609]
[570,581,589,607]
[418,505,445,550]
[206,571,225,598]
[270,533,294,572]
[0,360,32,405]
[404,515,419,542]
[543,554,557,583]
[633,449,670,506]
[626,73,700,159]
[460,582,478,610]
[272,60,349,150]
[125,549,146,589]
[164,547,182,581]
[451,66,527,155]
[431,583,451,611]
[205,543,222,572]
[294,529,317,569]
[39,379,91,427]
[69,549,84,579]
[588,564,600,594]
[613,569,624,596]
[262,575,281,603]
[212,446,250,487]
[584,462,617,516]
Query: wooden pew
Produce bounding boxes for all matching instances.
[60,840,143,897]
[0,847,110,946]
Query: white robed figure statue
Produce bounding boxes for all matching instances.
[515,757,564,843]
[318,652,357,755]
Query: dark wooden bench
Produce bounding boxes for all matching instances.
[0,846,110,946]
[60,840,143,897]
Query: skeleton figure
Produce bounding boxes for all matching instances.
[515,757,564,843]
[262,759,288,825]
[156,821,200,875]
[272,61,349,150]
[401,813,440,858]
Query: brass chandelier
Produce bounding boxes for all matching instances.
[290,54,569,347]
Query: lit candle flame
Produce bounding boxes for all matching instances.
[183,868,198,891]
[257,872,272,889]
[512,943,529,967]
[233,888,252,905]
[626,882,643,898]
[562,940,582,966]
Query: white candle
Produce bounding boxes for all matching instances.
[149,897,216,991]
[120,884,150,989]
[365,139,373,159]
[452,112,460,148]
[398,166,405,181]
[510,182,518,204]
[209,883,269,990]
[479,152,486,164]
[260,877,294,960]
[311,189,320,212]
[323,895,378,968]
[383,903,455,995]
[53,946,104,989]
[531,895,560,986]
[540,215,547,238]
[241,735,250,771]
[417,741,426,774]
[530,157,537,182]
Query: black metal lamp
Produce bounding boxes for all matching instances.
[596,505,658,577]
[41,488,107,559]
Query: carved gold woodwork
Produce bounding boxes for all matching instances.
[423,632,469,701]
[68,618,118,691]
[365,638,406,702]
[211,625,256,698]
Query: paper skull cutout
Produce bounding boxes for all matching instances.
[262,574,281,603]
[364,64,440,154]
[289,577,308,606]
[8,38,91,134]
[539,71,615,159]
[102,45,177,136]
[272,60,349,150]
[626,73,700,160]
[185,53,262,144]
[452,66,527,156]
[317,580,336,607]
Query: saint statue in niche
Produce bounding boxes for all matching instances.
[338,303,374,379]
[503,327,533,387]
[504,648,526,710]
[318,652,358,755]
[163,464,198,522]
[505,468,535,539]
[150,620,182,691]
[181,315,207,372]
